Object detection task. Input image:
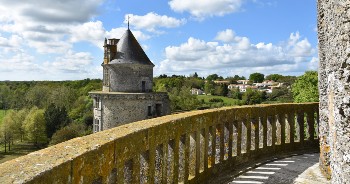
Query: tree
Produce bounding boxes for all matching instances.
[48,86,77,110]
[0,110,16,152]
[44,103,70,139]
[214,84,228,96]
[267,87,293,102]
[50,123,86,145]
[265,74,283,81]
[204,81,215,95]
[11,109,28,142]
[23,107,47,146]
[242,89,266,105]
[249,73,265,83]
[25,85,50,109]
[230,88,242,100]
[168,87,201,111]
[0,85,10,109]
[206,74,223,81]
[292,71,319,102]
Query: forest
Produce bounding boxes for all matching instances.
[0,71,318,162]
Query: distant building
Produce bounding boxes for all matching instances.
[237,80,250,84]
[89,28,170,133]
[191,88,204,95]
[213,80,230,84]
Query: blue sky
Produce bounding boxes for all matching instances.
[0,0,318,80]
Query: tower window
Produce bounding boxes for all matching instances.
[142,81,146,92]
[156,104,162,117]
[148,105,152,116]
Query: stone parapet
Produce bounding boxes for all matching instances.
[0,103,319,183]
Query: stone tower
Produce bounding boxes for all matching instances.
[89,28,170,133]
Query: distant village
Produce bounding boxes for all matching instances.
[191,79,285,95]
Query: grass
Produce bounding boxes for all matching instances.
[197,95,241,106]
[0,141,40,164]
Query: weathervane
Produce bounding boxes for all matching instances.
[127,15,130,30]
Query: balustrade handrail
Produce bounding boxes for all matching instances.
[0,103,319,184]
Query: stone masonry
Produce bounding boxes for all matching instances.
[318,0,350,182]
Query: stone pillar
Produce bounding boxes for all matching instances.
[318,0,350,182]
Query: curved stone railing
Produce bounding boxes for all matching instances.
[0,103,319,184]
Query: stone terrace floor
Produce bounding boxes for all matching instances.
[210,153,330,184]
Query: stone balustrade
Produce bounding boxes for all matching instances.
[0,103,319,184]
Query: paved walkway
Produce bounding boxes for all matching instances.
[212,153,330,184]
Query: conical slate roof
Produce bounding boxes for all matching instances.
[110,29,154,66]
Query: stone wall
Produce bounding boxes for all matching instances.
[0,103,319,183]
[318,0,350,182]
[90,92,170,130]
[107,64,153,93]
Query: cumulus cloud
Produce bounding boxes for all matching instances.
[44,51,94,73]
[125,12,186,32]
[215,29,236,42]
[169,0,243,19]
[155,30,316,77]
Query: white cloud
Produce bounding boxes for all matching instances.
[125,12,186,32]
[308,57,318,70]
[215,29,236,42]
[155,30,316,77]
[169,0,243,19]
[0,0,103,54]
[44,51,94,73]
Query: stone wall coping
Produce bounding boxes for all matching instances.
[0,102,319,183]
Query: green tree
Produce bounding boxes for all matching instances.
[214,84,228,96]
[25,85,50,108]
[206,74,223,81]
[0,85,11,109]
[23,107,47,146]
[11,109,28,142]
[242,89,266,105]
[230,88,242,100]
[48,86,77,110]
[249,72,265,83]
[267,87,293,102]
[44,104,70,139]
[50,123,86,145]
[168,87,200,111]
[204,81,215,95]
[0,110,16,152]
[265,74,283,81]
[292,71,319,102]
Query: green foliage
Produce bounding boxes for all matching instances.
[292,71,319,102]
[230,88,242,100]
[0,110,16,152]
[214,84,228,96]
[48,86,77,110]
[209,98,224,103]
[242,88,266,105]
[277,75,297,86]
[50,123,86,145]
[206,74,223,81]
[0,110,5,125]
[267,87,293,102]
[169,87,201,111]
[249,72,265,83]
[204,81,215,95]
[197,95,242,106]
[265,74,283,81]
[25,85,51,109]
[0,85,10,109]
[23,107,47,146]
[44,104,70,139]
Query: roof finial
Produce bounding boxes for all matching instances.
[127,15,130,30]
